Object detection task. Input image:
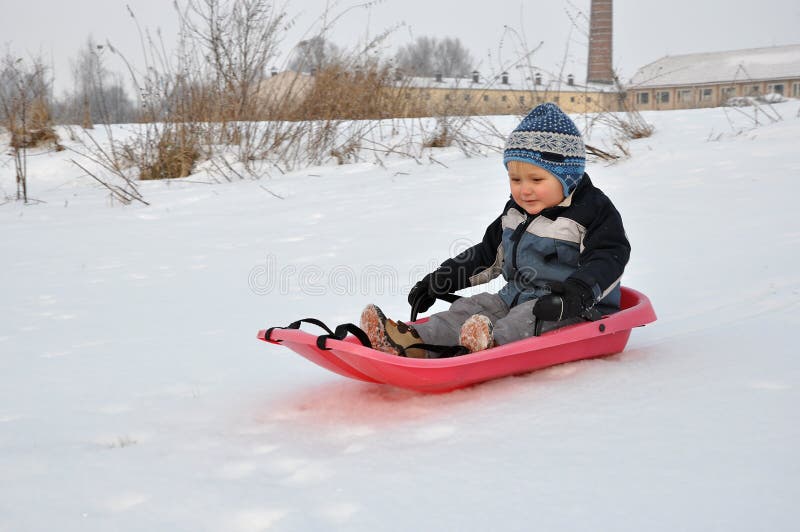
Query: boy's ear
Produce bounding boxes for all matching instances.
[540,151,565,163]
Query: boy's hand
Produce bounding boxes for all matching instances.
[408,274,438,313]
[532,279,594,322]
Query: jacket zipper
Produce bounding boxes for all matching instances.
[509,213,536,308]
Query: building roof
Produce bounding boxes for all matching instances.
[628,44,800,88]
[400,74,617,93]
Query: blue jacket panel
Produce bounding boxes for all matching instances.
[428,174,630,310]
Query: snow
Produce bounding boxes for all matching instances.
[629,44,800,87]
[2,102,800,531]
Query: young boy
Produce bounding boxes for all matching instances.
[361,103,630,358]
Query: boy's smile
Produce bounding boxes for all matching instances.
[507,160,565,215]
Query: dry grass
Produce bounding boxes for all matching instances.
[290,63,402,121]
[136,137,201,180]
[8,98,61,150]
[64,0,506,203]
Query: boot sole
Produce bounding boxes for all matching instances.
[360,305,402,356]
[459,315,494,353]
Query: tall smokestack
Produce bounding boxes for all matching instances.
[587,0,614,84]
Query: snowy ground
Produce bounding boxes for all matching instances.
[2,103,799,531]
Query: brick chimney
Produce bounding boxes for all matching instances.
[587,0,614,84]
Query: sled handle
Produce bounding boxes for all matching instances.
[532,307,604,337]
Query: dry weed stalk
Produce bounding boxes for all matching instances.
[581,75,654,161]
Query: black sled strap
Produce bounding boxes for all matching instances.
[316,323,373,351]
[404,343,470,359]
[314,324,467,358]
[264,318,335,343]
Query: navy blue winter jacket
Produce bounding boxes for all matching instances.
[429,174,630,310]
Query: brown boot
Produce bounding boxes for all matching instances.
[360,304,396,354]
[385,320,427,359]
[459,314,494,353]
[360,304,427,357]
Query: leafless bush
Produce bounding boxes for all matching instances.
[61,0,505,202]
[0,52,61,203]
[579,75,654,160]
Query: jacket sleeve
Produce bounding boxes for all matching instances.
[428,203,508,294]
[568,197,631,302]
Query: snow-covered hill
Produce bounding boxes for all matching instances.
[2,103,799,531]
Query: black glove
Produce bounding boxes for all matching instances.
[532,279,595,322]
[408,274,438,313]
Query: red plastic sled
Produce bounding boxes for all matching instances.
[258,287,656,393]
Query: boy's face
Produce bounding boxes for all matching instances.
[507,160,565,215]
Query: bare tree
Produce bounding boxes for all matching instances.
[75,37,105,128]
[395,36,474,77]
[53,37,135,126]
[288,36,342,73]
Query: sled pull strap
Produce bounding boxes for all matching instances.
[316,323,373,351]
[265,318,335,342]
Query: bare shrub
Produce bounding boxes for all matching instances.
[423,125,451,148]
[136,131,202,180]
[64,0,506,201]
[294,62,402,121]
[580,75,654,160]
[10,97,60,149]
[0,52,61,203]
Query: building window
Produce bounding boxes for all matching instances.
[464,94,471,101]
[793,83,800,98]
[501,95,508,102]
[519,96,525,104]
[444,94,451,101]
[767,83,785,94]
[636,92,650,105]
[587,96,592,103]
[721,86,736,100]
[570,96,575,103]
[677,89,692,103]
[700,88,713,102]
[553,96,560,103]
[483,95,489,102]
[749,85,761,96]
[656,91,670,104]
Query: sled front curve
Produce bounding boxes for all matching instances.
[258,329,380,383]
[258,286,656,393]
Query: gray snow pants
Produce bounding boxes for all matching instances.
[412,292,580,351]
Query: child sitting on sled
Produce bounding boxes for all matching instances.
[361,103,630,358]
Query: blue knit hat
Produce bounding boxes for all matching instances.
[503,103,586,197]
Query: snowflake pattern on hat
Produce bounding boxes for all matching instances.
[503,103,586,197]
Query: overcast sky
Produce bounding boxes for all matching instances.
[2,0,798,94]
